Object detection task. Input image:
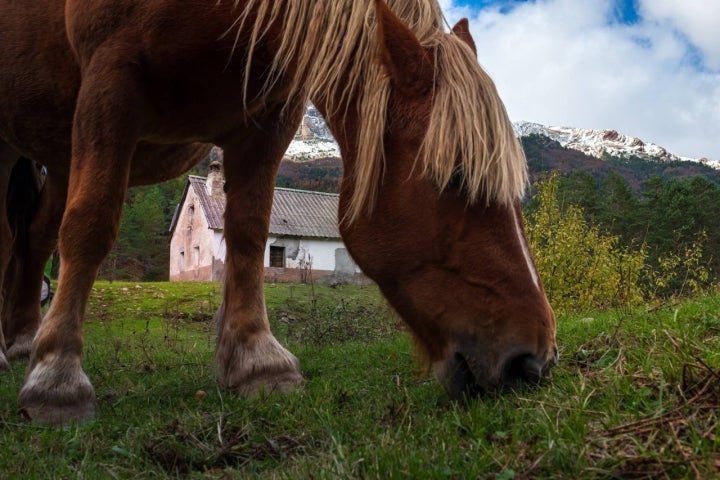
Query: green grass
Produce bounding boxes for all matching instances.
[1,281,719,478]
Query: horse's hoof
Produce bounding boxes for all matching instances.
[18,401,96,425]
[7,334,33,360]
[18,358,96,425]
[236,368,305,396]
[217,333,304,396]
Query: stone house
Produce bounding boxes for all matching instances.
[168,162,364,283]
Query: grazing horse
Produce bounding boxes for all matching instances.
[1,0,557,424]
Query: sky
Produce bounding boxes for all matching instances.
[438,0,720,160]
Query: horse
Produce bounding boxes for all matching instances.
[0,0,557,424]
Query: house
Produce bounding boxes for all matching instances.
[168,162,365,284]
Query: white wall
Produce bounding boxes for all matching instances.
[213,231,226,260]
[169,189,217,281]
[265,236,360,273]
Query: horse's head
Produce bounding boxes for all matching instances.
[336,2,557,399]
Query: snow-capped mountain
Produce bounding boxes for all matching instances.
[285,104,340,160]
[513,121,719,169]
[284,105,719,169]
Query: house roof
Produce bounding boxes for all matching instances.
[269,188,340,238]
[169,175,340,239]
[188,175,225,229]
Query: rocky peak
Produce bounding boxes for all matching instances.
[285,104,340,160]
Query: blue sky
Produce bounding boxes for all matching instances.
[440,0,720,160]
[458,0,640,23]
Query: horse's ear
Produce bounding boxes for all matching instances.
[451,18,477,56]
[374,0,434,95]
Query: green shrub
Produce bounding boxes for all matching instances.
[646,230,712,299]
[526,174,646,313]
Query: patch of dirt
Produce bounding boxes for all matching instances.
[588,359,719,479]
[146,416,308,475]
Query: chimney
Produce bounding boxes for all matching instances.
[206,160,224,197]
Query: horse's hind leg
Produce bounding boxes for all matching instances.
[0,144,19,370]
[18,54,140,423]
[6,174,67,360]
[216,103,305,395]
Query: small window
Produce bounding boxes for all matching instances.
[269,246,285,268]
[194,245,200,266]
[179,250,185,269]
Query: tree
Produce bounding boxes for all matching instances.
[558,170,602,223]
[599,171,638,242]
[101,183,177,281]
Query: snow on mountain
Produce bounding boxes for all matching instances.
[285,104,340,160]
[284,106,720,170]
[513,121,720,169]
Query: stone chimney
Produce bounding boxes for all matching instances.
[206,160,225,197]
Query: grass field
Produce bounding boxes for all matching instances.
[1,281,719,479]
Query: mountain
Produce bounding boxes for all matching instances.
[513,121,719,168]
[280,106,720,193]
[284,104,340,160]
[287,106,718,167]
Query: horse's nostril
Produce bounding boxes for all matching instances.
[501,353,543,388]
[443,352,481,400]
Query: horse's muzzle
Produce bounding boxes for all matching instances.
[435,346,558,400]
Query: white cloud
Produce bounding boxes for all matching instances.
[638,0,720,70]
[440,0,720,160]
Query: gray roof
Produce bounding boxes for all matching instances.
[189,175,225,229]
[269,188,340,238]
[171,176,340,239]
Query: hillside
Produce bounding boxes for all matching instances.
[276,106,720,194]
[276,156,342,193]
[521,134,720,193]
[274,135,720,195]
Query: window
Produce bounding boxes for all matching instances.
[179,250,185,269]
[188,204,195,226]
[269,246,285,268]
[194,245,200,266]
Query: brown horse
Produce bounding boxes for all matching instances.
[1,0,557,424]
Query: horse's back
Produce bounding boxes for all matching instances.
[62,0,284,144]
[0,0,221,170]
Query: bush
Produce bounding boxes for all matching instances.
[646,231,712,299]
[526,174,646,313]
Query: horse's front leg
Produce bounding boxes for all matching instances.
[18,53,140,423]
[216,105,305,395]
[6,174,67,360]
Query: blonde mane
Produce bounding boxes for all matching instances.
[230,0,527,223]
